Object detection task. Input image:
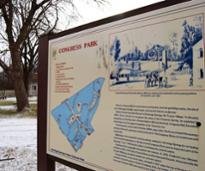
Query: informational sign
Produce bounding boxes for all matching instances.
[47,0,205,170]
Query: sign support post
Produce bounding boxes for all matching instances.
[38,35,55,171]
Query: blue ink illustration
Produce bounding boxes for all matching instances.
[52,77,105,151]
[109,15,204,89]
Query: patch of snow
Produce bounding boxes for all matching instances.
[0,117,76,171]
[0,118,36,147]
[30,101,37,104]
[0,146,37,171]
[0,105,16,110]
[29,96,37,101]
[4,96,37,103]
[4,97,16,102]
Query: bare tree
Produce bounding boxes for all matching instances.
[0,0,106,112]
[21,31,38,94]
[0,0,8,9]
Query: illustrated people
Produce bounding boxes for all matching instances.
[189,70,193,87]
[163,76,168,88]
[152,71,159,86]
[158,76,163,88]
[145,74,149,88]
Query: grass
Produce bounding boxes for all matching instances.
[0,102,37,117]
[0,101,16,106]
[0,109,17,115]
[26,104,37,117]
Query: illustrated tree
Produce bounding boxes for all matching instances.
[169,32,178,60]
[110,38,121,62]
[0,0,106,112]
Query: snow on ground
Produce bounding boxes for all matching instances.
[4,97,17,102]
[0,105,16,110]
[0,117,77,171]
[0,118,37,147]
[0,118,37,171]
[6,97,37,103]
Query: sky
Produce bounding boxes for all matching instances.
[59,0,164,29]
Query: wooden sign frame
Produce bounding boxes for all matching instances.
[38,0,192,170]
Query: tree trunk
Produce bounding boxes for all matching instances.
[23,70,30,96]
[13,72,29,111]
[10,48,29,112]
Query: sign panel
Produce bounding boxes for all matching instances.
[47,1,205,170]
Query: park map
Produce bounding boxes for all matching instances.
[52,78,104,151]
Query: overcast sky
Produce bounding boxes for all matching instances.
[60,0,164,29]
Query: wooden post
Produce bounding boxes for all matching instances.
[38,35,55,171]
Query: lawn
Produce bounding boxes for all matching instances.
[0,100,37,116]
[0,100,16,106]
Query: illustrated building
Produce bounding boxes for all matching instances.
[193,39,205,87]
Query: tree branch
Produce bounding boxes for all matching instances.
[0,55,9,73]
[16,0,51,46]
[0,0,9,9]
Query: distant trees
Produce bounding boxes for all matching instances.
[21,30,39,94]
[0,0,106,112]
[0,71,13,91]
